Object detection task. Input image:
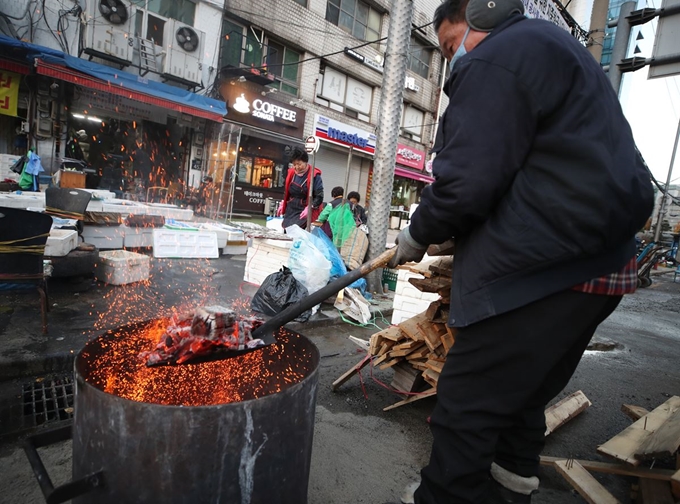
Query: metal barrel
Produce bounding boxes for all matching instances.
[72,326,319,504]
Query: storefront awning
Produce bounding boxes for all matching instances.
[395,166,434,184]
[0,35,227,122]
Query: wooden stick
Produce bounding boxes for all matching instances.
[540,456,676,481]
[383,387,437,411]
[331,355,371,391]
[545,390,592,435]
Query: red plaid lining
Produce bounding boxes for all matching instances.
[572,257,638,295]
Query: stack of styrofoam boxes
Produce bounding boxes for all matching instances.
[243,238,293,286]
[390,268,440,325]
[44,228,79,257]
[0,153,23,181]
[96,250,150,285]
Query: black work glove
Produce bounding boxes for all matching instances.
[388,226,428,268]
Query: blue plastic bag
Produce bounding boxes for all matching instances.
[311,226,369,297]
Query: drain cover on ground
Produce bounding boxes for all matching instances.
[0,374,74,437]
[23,375,74,427]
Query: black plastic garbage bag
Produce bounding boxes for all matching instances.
[251,266,312,322]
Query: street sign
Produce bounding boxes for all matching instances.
[304,135,320,154]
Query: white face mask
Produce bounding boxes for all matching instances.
[451,26,471,68]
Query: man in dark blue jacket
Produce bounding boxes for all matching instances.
[387,0,654,502]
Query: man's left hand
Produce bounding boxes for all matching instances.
[388,226,428,268]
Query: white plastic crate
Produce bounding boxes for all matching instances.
[200,223,248,255]
[81,224,125,249]
[44,229,78,257]
[152,229,219,258]
[96,250,150,285]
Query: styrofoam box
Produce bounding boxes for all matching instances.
[45,229,78,257]
[152,229,219,258]
[81,224,125,249]
[96,250,150,285]
[123,226,154,248]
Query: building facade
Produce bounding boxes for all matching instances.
[207,0,447,216]
[0,0,226,198]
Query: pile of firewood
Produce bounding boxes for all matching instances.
[367,256,456,399]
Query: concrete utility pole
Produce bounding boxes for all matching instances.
[587,0,610,62]
[608,1,636,95]
[365,0,414,293]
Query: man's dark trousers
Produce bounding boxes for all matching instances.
[414,289,622,504]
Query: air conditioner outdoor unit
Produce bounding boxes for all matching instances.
[82,0,133,65]
[162,19,205,85]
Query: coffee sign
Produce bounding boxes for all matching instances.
[220,84,306,137]
[395,143,425,171]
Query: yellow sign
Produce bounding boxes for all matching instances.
[0,70,20,117]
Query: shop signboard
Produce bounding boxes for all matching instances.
[0,70,20,117]
[314,114,376,156]
[395,143,426,171]
[522,0,569,31]
[220,84,306,138]
[233,185,283,213]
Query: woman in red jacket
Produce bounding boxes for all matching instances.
[280,147,324,230]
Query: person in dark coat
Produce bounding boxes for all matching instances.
[347,191,367,225]
[387,0,654,502]
[280,147,324,230]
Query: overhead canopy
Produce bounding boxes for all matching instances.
[0,35,227,122]
[395,166,434,184]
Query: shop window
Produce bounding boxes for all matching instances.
[266,41,301,96]
[407,38,431,78]
[131,0,195,40]
[315,65,373,122]
[220,20,301,96]
[140,0,195,25]
[402,106,424,142]
[326,0,381,42]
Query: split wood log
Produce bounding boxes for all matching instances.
[408,276,452,294]
[553,459,620,504]
[426,240,455,256]
[398,312,430,342]
[634,408,680,462]
[390,362,424,394]
[545,390,592,435]
[598,396,680,466]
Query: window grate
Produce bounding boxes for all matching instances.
[22,375,74,428]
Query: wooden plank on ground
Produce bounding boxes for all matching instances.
[398,312,429,342]
[332,355,371,391]
[545,390,592,436]
[597,396,680,466]
[622,404,650,422]
[635,408,680,461]
[553,459,620,504]
[383,387,437,411]
[639,479,674,504]
[540,456,676,481]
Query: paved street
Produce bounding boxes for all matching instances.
[0,254,679,503]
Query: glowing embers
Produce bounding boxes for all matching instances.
[78,320,312,406]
